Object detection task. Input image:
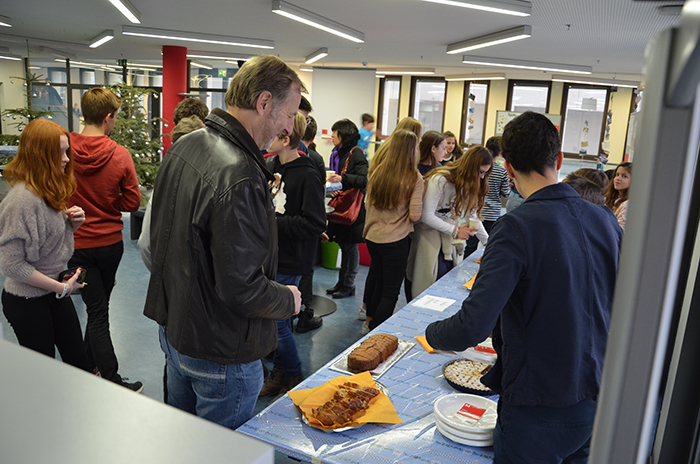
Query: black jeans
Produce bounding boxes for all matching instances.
[68,241,124,381]
[2,290,89,371]
[365,237,410,330]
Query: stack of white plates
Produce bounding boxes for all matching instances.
[433,393,498,447]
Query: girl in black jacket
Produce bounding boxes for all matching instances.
[326,119,368,299]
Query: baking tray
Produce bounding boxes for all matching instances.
[329,339,415,380]
[442,359,494,396]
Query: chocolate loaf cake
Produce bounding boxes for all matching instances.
[347,334,399,372]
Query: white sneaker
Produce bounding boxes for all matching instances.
[361,323,370,335]
[357,307,367,321]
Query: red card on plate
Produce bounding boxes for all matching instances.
[457,402,487,421]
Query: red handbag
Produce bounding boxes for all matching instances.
[327,148,364,226]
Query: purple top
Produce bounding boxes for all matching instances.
[329,145,341,174]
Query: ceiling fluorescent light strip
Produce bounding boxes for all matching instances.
[187,50,256,61]
[305,47,328,64]
[376,68,435,75]
[300,66,314,72]
[551,75,638,88]
[447,25,531,54]
[0,15,12,28]
[272,0,365,43]
[0,53,21,61]
[422,0,531,17]
[445,72,505,81]
[123,26,274,49]
[108,0,141,24]
[190,62,213,70]
[462,55,591,74]
[90,30,115,48]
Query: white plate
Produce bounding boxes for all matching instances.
[434,414,494,439]
[436,421,494,447]
[433,393,498,432]
[462,338,497,365]
[329,339,415,380]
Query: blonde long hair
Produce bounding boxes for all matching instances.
[367,129,420,210]
[425,145,492,217]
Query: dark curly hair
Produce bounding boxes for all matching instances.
[173,98,209,125]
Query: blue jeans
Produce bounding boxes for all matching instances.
[493,397,597,464]
[273,274,302,377]
[159,326,263,430]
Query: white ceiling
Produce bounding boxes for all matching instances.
[0,0,685,81]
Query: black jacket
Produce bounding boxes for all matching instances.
[144,108,294,365]
[327,145,368,243]
[267,155,326,275]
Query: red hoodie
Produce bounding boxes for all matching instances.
[69,133,141,249]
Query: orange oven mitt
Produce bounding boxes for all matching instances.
[288,371,402,430]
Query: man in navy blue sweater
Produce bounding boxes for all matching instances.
[426,111,622,463]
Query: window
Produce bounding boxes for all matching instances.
[507,80,550,113]
[376,77,401,138]
[410,77,446,133]
[460,81,489,146]
[560,84,610,158]
[189,64,239,90]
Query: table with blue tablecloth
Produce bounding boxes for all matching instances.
[239,249,497,464]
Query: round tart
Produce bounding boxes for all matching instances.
[442,359,493,395]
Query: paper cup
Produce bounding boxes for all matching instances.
[468,218,480,229]
[326,170,336,180]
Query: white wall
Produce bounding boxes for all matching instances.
[0,60,28,136]
[308,68,376,162]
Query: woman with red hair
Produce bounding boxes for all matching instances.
[0,119,89,369]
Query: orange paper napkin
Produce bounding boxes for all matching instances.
[288,371,402,431]
[475,256,482,264]
[416,335,455,354]
[464,272,478,290]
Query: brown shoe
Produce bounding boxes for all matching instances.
[258,369,305,398]
[258,368,285,398]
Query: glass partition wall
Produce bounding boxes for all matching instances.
[460,81,489,146]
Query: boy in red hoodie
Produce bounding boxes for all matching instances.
[68,88,142,392]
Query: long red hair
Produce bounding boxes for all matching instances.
[4,119,76,211]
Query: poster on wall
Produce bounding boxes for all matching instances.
[495,111,562,135]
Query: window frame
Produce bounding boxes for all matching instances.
[376,76,402,138]
[559,82,612,161]
[460,80,491,147]
[506,79,551,113]
[409,76,447,134]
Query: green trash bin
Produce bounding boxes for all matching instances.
[321,241,342,270]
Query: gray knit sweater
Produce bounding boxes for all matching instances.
[0,182,74,298]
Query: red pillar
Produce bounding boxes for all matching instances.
[162,45,187,154]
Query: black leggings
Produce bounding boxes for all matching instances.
[2,290,89,371]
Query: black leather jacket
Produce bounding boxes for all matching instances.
[144,108,294,364]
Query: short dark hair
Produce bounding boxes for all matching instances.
[303,115,317,142]
[563,174,605,205]
[361,113,374,124]
[299,95,313,113]
[485,136,502,158]
[224,55,305,110]
[331,118,360,147]
[173,98,209,125]
[501,111,560,176]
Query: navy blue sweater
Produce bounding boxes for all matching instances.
[426,183,622,407]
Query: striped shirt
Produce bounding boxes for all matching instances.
[482,164,511,221]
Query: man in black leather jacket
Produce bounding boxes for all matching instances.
[144,55,303,429]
